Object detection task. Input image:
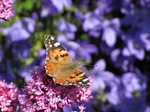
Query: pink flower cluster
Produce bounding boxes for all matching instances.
[0,0,14,22]
[0,81,19,112]
[0,67,93,111]
[19,67,93,112]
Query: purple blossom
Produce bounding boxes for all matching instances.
[18,49,46,82]
[96,0,112,15]
[107,70,147,112]
[0,80,19,112]
[18,65,33,82]
[96,0,122,15]
[12,41,31,59]
[20,67,93,111]
[0,45,3,62]
[121,71,146,97]
[57,19,77,40]
[57,34,98,61]
[101,18,120,47]
[32,49,46,67]
[74,0,89,9]
[0,0,14,22]
[111,49,134,71]
[40,0,58,17]
[120,9,150,60]
[0,61,16,83]
[57,34,80,59]
[41,0,72,17]
[81,11,103,38]
[3,17,36,43]
[90,59,107,92]
[64,103,88,112]
[122,36,145,60]
[77,39,97,61]
[78,104,86,112]
[140,33,150,51]
[139,0,150,8]
[21,17,36,33]
[51,0,72,12]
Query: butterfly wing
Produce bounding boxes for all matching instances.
[44,35,73,64]
[54,69,90,88]
[44,35,90,88]
[44,35,73,77]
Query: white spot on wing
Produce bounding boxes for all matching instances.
[54,42,60,47]
[51,37,54,40]
[87,82,90,85]
[83,78,88,82]
[79,82,82,84]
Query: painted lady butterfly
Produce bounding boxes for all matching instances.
[44,35,90,88]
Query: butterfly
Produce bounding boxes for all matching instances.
[44,35,90,88]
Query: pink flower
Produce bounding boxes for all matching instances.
[78,104,86,112]
[20,67,93,112]
[0,0,14,22]
[0,81,19,112]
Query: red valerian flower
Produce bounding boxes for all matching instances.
[0,80,19,112]
[20,67,93,112]
[0,0,14,22]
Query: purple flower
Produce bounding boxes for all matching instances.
[41,0,72,17]
[122,36,145,60]
[12,41,31,59]
[140,33,150,51]
[51,0,72,11]
[18,49,46,82]
[90,59,107,91]
[77,39,98,61]
[96,0,112,15]
[121,71,146,97]
[0,45,3,62]
[57,34,97,61]
[121,9,150,57]
[57,34,80,59]
[3,17,36,42]
[18,65,33,82]
[73,0,89,9]
[91,59,106,75]
[57,19,77,40]
[0,80,19,112]
[78,104,86,112]
[96,0,122,15]
[111,49,134,71]
[0,61,16,83]
[64,103,88,112]
[0,0,14,22]
[19,67,93,111]
[106,69,148,112]
[31,49,46,67]
[21,17,36,33]
[101,18,120,47]
[82,11,103,38]
[139,0,150,9]
[106,76,121,105]
[40,0,58,17]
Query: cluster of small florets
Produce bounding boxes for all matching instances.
[0,0,14,22]
[0,80,19,112]
[19,67,93,111]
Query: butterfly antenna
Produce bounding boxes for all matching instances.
[83,64,97,67]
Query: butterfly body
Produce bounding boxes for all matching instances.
[44,35,90,88]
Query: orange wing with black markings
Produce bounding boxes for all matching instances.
[44,35,73,64]
[44,35,90,88]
